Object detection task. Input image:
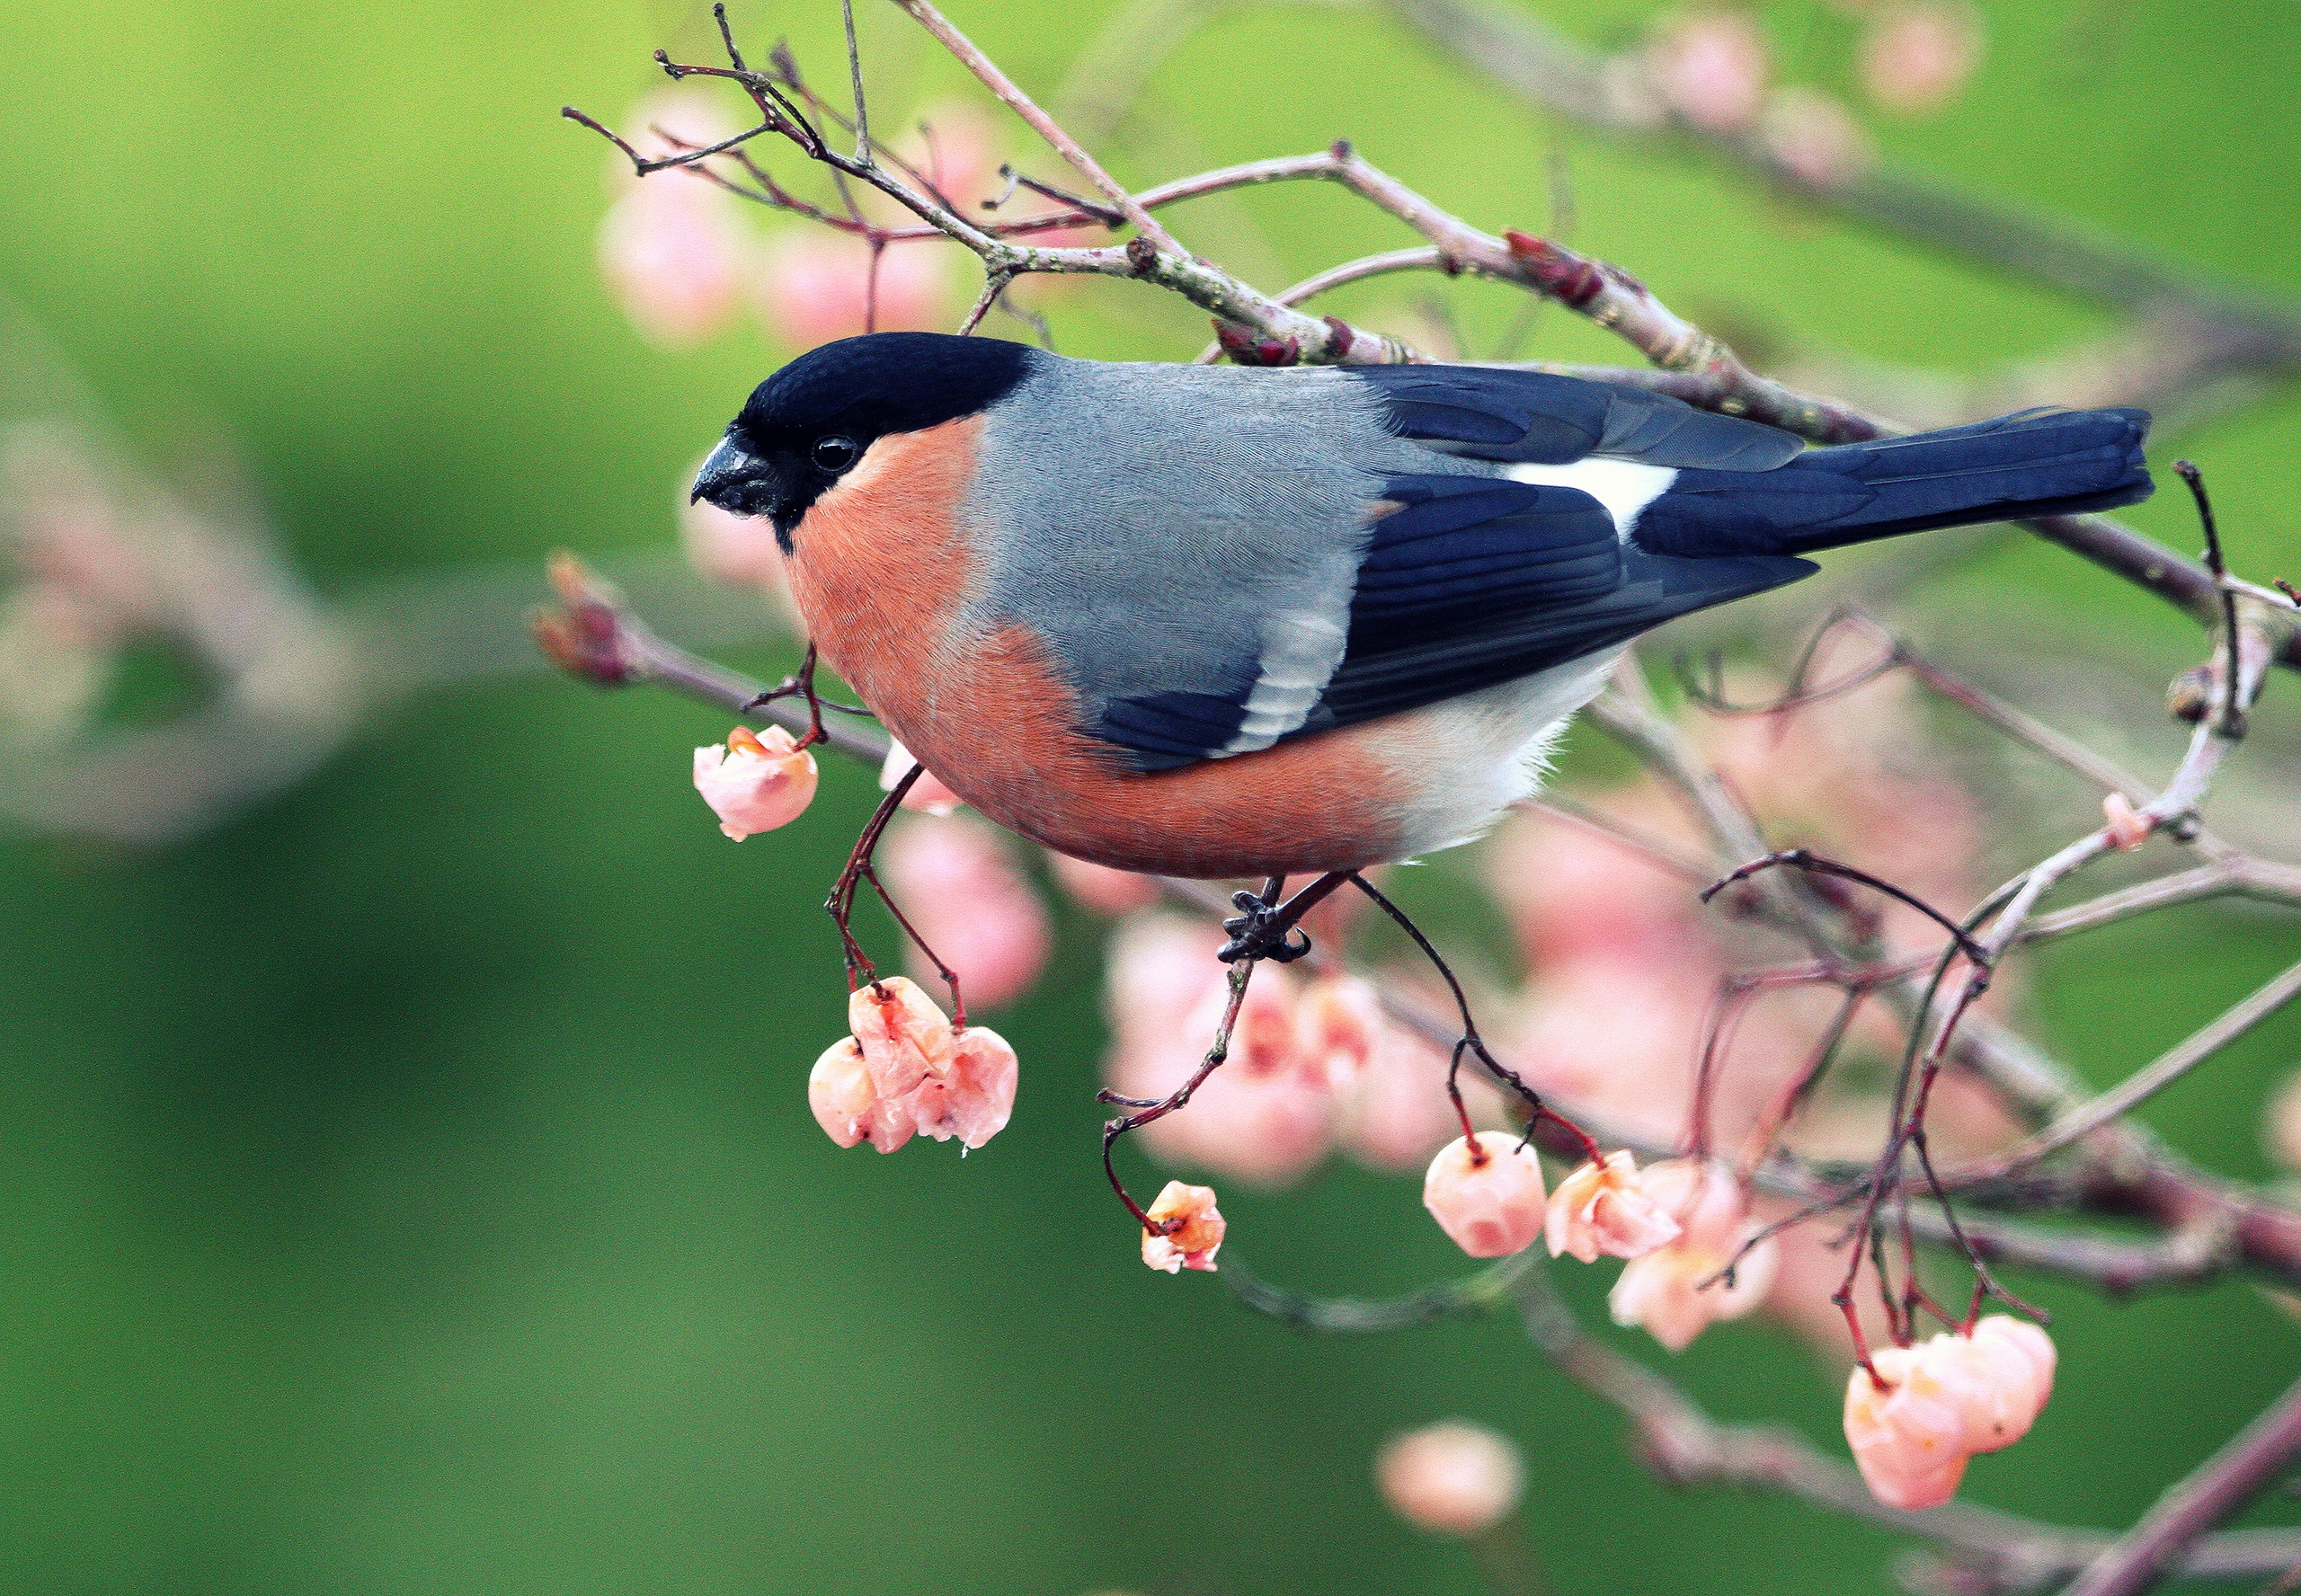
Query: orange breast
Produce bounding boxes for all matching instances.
[782,416,1411,878]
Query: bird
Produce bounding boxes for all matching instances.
[690,331,2152,884]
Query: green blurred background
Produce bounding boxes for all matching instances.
[1,0,2298,1592]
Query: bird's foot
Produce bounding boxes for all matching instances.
[1218,891,1313,964]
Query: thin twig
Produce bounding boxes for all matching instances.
[1952,956,2301,1184]
[885,0,1181,255]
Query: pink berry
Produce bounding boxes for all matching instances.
[1545,1150,1684,1264]
[1424,1132,1548,1258]
[1375,1421,1524,1536]
[692,724,818,839]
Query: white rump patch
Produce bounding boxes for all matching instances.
[1503,457,1678,538]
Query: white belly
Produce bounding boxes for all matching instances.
[1381,650,1620,859]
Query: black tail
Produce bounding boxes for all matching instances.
[1633,407,2153,560]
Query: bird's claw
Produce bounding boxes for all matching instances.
[1218,891,1313,964]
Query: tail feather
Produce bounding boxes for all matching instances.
[1633,407,2153,559]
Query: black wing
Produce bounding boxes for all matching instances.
[1347,365,1806,470]
[1293,473,1814,734]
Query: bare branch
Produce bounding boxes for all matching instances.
[1381,0,2301,363]
[1954,956,2301,1183]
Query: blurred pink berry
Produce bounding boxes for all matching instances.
[2266,1068,2301,1174]
[1339,1017,1487,1174]
[1637,1157,1746,1246]
[1227,965,1303,1078]
[1761,1203,1900,1362]
[1610,1235,1779,1352]
[1648,9,1771,133]
[609,87,745,182]
[1424,1132,1548,1258]
[1546,1150,1683,1263]
[1503,954,1714,1144]
[1606,1158,1776,1351]
[879,738,965,816]
[807,1035,916,1154]
[693,724,818,838]
[882,813,1053,1010]
[1374,1421,1524,1537]
[902,102,1005,210]
[2102,792,2151,851]
[1858,2,1984,117]
[1047,848,1161,916]
[1103,919,1335,1185]
[1486,805,1697,968]
[1131,967,1335,1187]
[1760,87,1876,187]
[598,175,750,350]
[755,230,955,350]
[911,1024,1020,1148]
[1104,914,1224,1050]
[1141,1179,1225,1273]
[1293,975,1383,1094]
[848,975,955,1099]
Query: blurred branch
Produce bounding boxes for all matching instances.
[2057,1370,2301,1596]
[1381,0,2301,359]
[1219,1248,1536,1331]
[1953,957,2301,1184]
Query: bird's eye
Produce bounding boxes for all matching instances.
[812,435,860,474]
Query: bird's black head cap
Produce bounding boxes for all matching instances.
[691,332,1035,546]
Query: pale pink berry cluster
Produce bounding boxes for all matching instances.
[808,977,1018,1154]
[1545,1148,1687,1261]
[1842,1317,2057,1509]
[1424,1138,1686,1261]
[1424,1144,1781,1352]
[692,725,818,838]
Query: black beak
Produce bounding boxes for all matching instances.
[690,433,782,519]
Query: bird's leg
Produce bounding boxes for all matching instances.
[824,763,921,990]
[1345,872,1603,1162]
[1216,871,1352,964]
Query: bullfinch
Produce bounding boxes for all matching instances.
[690,332,2151,881]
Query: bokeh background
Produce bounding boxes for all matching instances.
[2,1,2298,1592]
